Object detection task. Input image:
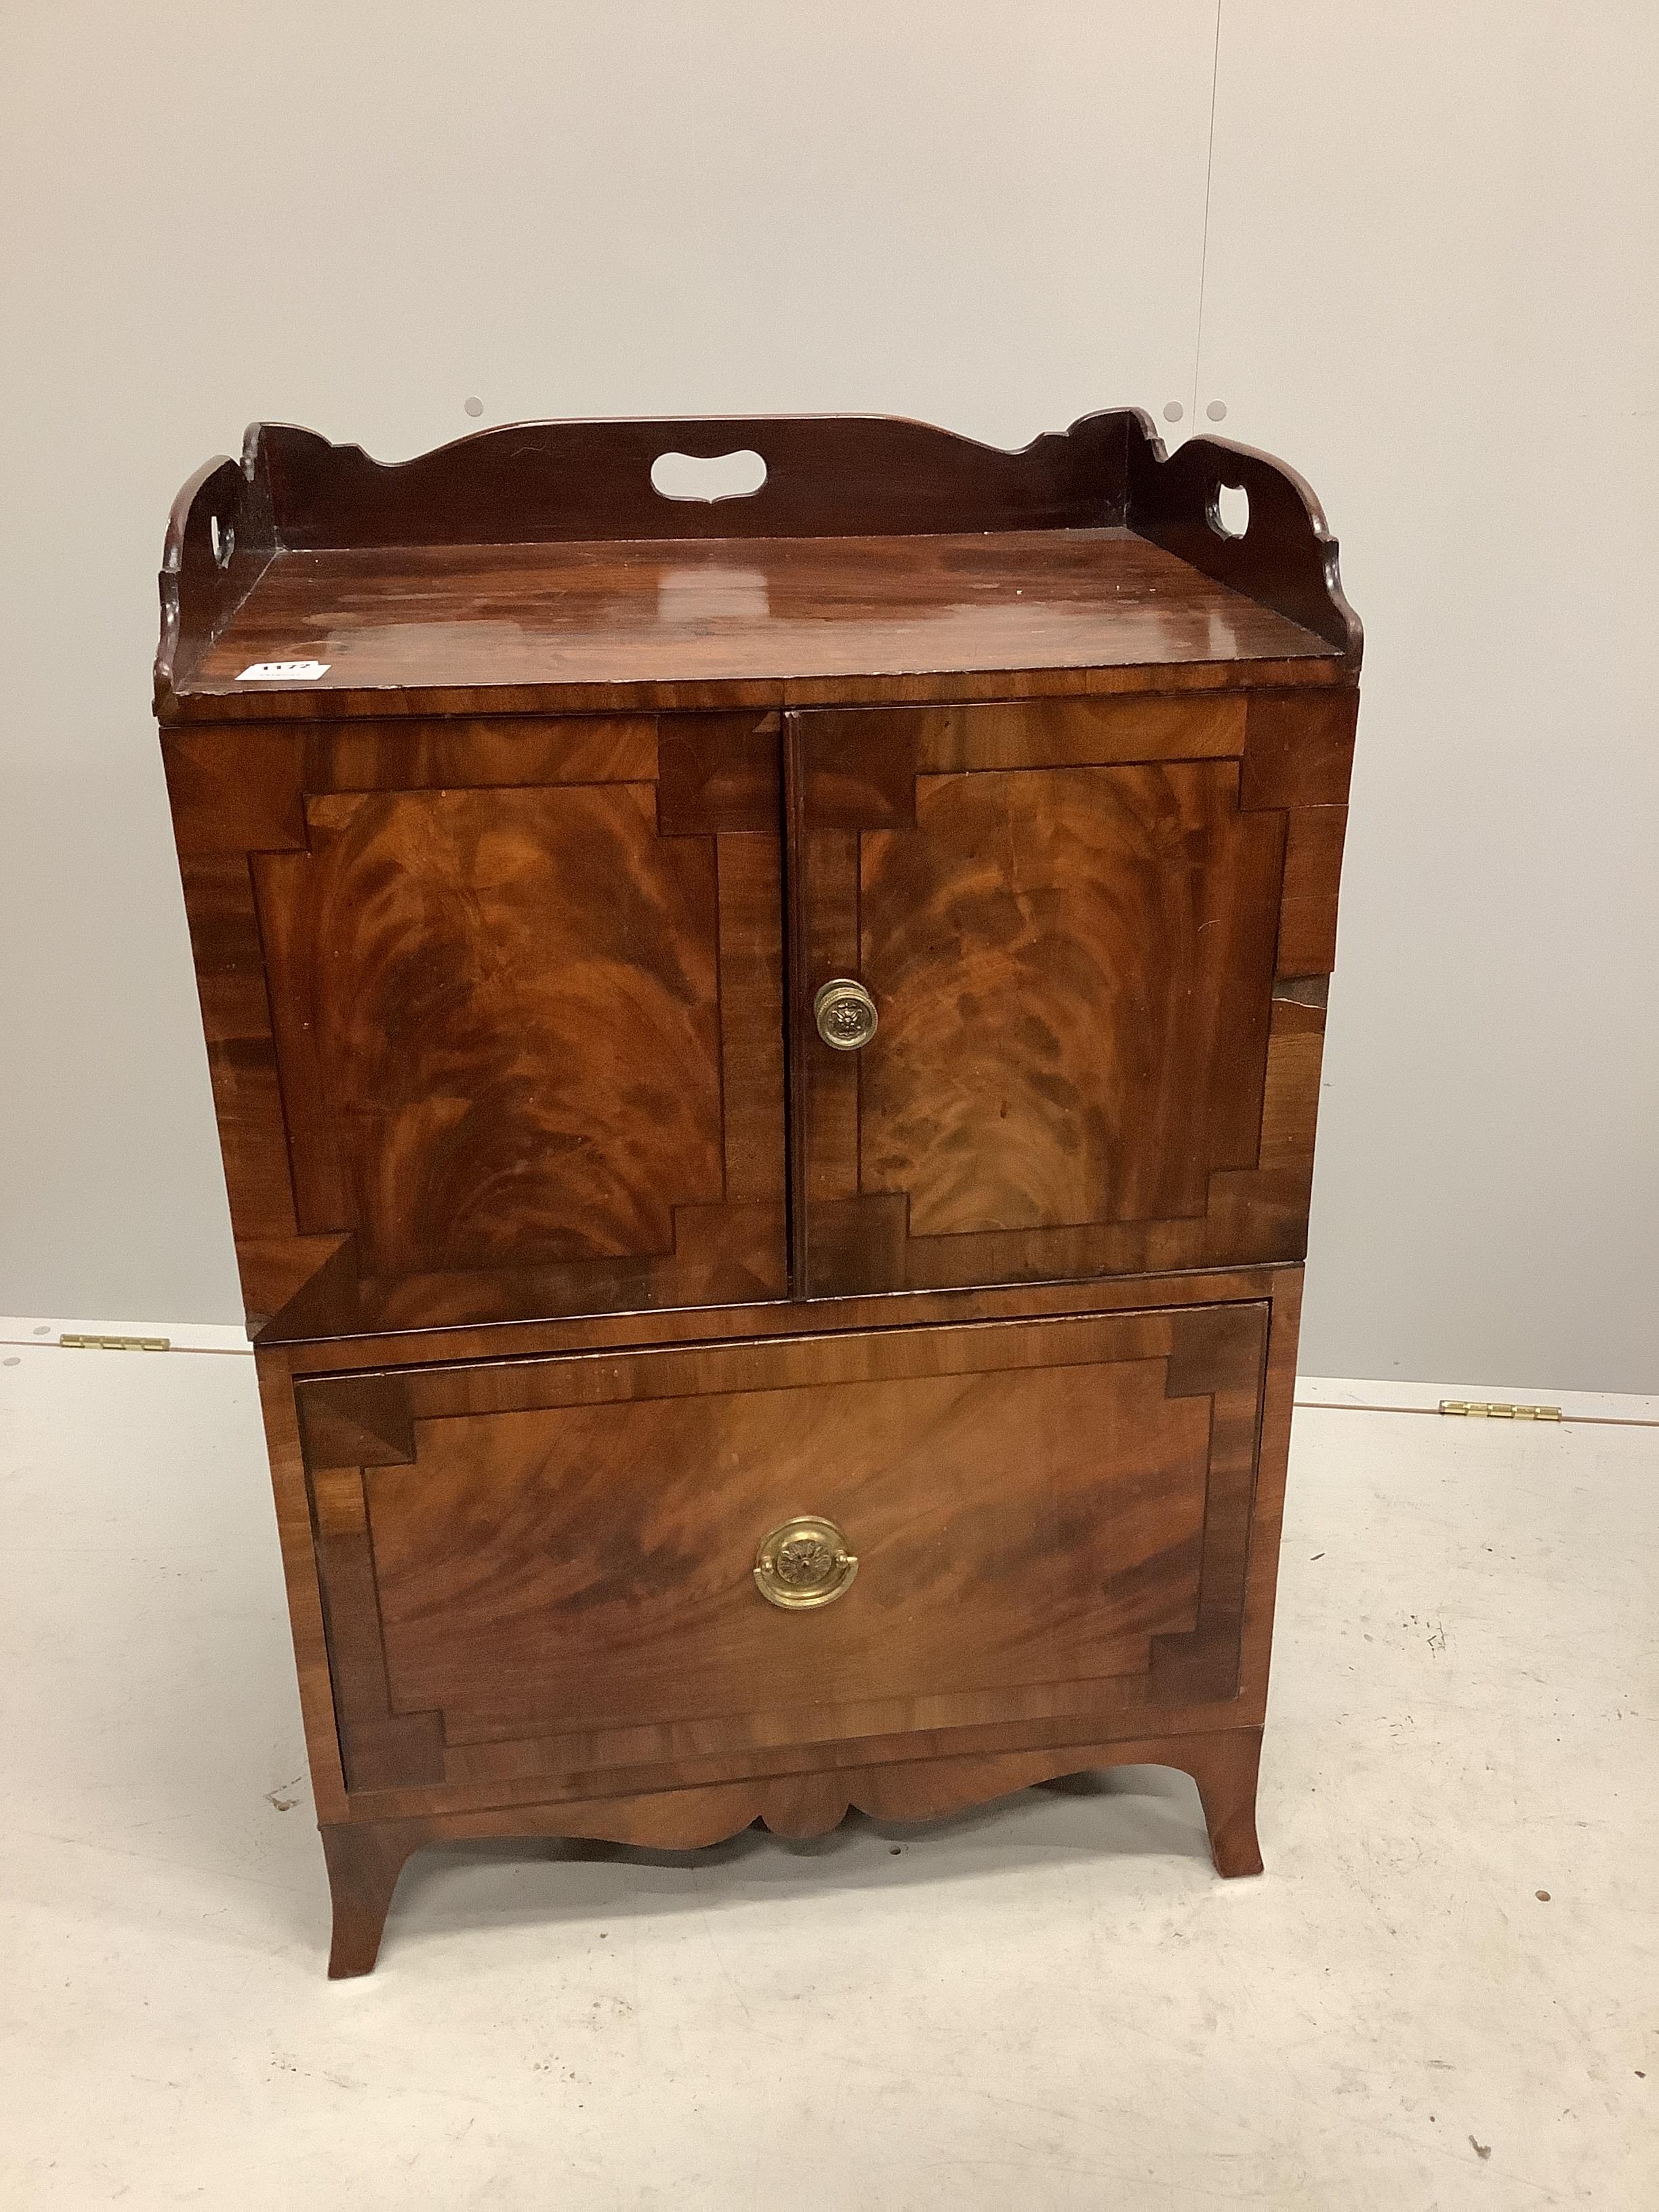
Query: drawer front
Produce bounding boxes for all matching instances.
[296,1300,1267,1803]
[165,710,786,1338]
[787,693,1352,1296]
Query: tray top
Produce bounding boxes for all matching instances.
[176,527,1337,713]
[155,413,1359,719]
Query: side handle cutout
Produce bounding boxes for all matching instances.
[1208,482,1250,541]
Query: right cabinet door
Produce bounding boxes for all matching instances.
[788,692,1353,1297]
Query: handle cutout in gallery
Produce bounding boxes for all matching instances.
[1210,483,1250,541]
[651,449,769,503]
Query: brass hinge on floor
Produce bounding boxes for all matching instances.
[59,1334,171,1353]
[1438,1399,1561,1421]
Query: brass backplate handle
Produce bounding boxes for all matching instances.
[813,978,878,1051]
[754,1516,859,1610]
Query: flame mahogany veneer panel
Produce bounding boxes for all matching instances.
[860,763,1282,1236]
[258,784,722,1277]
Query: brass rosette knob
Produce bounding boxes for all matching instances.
[813,979,878,1051]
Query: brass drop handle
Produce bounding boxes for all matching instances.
[814,978,878,1052]
[754,1517,859,1610]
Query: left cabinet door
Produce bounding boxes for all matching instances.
[165,712,786,1336]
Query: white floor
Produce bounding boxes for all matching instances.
[1,1339,1654,2210]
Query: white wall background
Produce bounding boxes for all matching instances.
[1,2,1654,1389]
[1202,3,1659,1390]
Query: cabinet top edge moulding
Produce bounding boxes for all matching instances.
[155,408,1361,724]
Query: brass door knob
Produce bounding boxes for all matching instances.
[814,979,878,1052]
[754,1517,859,1610]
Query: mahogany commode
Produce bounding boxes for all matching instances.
[155,409,1361,1974]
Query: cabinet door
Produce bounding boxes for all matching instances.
[788,694,1351,1296]
[293,1299,1267,1806]
[165,712,785,1335]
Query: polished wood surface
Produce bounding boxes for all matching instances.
[790,689,1353,1296]
[295,1303,1265,1799]
[155,408,1360,1971]
[176,529,1338,716]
